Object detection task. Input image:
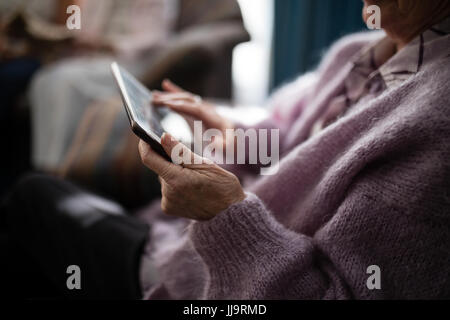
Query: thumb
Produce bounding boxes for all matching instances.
[161,133,211,166]
[138,139,180,180]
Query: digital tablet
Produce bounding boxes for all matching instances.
[111,62,171,161]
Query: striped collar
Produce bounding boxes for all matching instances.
[309,16,449,137]
[349,16,450,91]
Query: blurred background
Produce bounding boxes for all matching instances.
[0,0,366,209]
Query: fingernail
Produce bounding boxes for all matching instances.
[162,132,171,144]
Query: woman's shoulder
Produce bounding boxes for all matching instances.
[370,54,450,150]
[399,53,450,110]
[406,55,450,123]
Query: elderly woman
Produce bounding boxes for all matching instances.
[2,0,450,299]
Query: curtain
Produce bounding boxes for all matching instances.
[271,0,366,90]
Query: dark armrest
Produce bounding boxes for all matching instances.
[140,21,250,89]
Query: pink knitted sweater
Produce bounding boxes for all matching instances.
[140,30,450,299]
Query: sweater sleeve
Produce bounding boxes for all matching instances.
[189,193,352,299]
[190,164,450,300]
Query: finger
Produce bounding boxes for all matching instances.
[138,139,181,180]
[161,133,211,166]
[162,79,185,93]
[151,91,168,108]
[153,93,197,109]
[153,92,197,103]
[151,90,163,99]
[163,101,203,118]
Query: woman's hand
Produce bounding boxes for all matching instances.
[152,80,234,149]
[138,133,246,221]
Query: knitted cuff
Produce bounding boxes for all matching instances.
[189,193,294,275]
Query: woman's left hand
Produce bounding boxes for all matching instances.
[138,133,246,221]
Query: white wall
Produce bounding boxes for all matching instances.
[232,0,274,106]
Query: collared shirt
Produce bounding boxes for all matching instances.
[311,16,450,136]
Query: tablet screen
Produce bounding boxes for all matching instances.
[112,62,165,141]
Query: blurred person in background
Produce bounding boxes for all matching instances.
[0,0,177,195]
[27,0,177,172]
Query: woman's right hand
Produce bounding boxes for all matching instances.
[152,80,234,148]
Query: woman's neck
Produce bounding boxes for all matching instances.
[391,11,450,51]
